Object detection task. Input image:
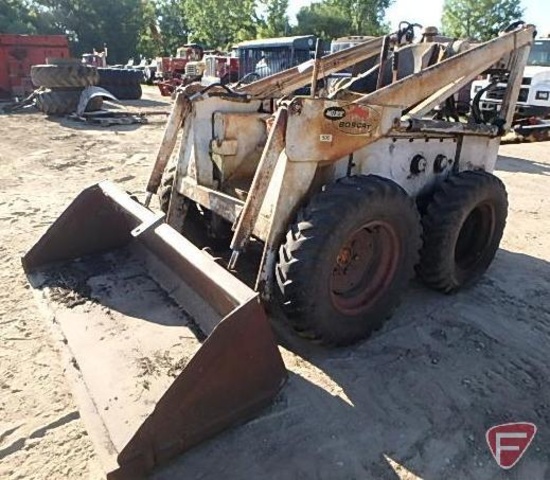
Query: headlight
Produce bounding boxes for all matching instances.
[473,85,483,93]
[536,91,550,100]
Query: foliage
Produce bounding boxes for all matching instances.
[30,0,144,63]
[184,0,258,48]
[442,0,524,41]
[293,2,352,41]
[156,0,190,54]
[0,0,38,33]
[326,0,392,36]
[294,0,392,41]
[257,0,290,38]
[1,0,394,62]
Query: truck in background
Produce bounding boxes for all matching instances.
[471,36,550,123]
[0,34,70,99]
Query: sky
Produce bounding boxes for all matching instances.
[287,0,550,35]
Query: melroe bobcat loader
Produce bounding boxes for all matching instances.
[22,24,535,479]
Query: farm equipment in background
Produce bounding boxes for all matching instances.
[82,47,108,68]
[472,34,550,140]
[0,34,70,99]
[330,35,375,54]
[235,35,317,82]
[156,44,204,96]
[23,23,535,480]
[201,35,318,88]
[201,52,240,86]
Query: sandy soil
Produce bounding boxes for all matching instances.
[1,87,549,480]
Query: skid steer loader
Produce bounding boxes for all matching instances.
[23,23,535,479]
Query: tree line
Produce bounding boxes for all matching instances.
[0,0,524,63]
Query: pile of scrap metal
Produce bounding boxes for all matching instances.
[23,22,535,480]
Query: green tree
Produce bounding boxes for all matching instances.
[184,0,258,48]
[0,0,38,33]
[293,2,352,41]
[156,0,190,53]
[442,0,524,40]
[326,0,392,36]
[294,0,391,41]
[257,0,290,38]
[138,0,161,58]
[31,0,144,63]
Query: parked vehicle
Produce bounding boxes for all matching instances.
[471,34,550,137]
[155,44,204,81]
[0,34,70,98]
[22,25,535,480]
[236,35,316,81]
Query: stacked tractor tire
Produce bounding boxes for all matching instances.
[31,62,143,115]
[31,63,103,115]
[97,68,143,100]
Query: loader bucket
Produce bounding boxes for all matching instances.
[22,181,287,480]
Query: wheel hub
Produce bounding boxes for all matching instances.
[330,222,399,315]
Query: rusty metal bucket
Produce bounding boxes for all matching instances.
[22,181,287,479]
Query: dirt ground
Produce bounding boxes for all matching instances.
[1,86,549,480]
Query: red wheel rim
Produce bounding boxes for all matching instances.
[330,221,400,315]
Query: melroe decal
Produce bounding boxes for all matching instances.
[323,104,380,136]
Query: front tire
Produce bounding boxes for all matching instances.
[275,175,421,346]
[417,170,508,292]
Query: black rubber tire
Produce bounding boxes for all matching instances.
[275,175,422,346]
[31,64,99,88]
[97,68,144,86]
[102,84,142,100]
[158,166,230,248]
[417,170,508,293]
[159,166,176,213]
[35,89,103,115]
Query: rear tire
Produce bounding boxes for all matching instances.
[31,64,99,88]
[275,175,421,346]
[35,88,103,115]
[417,170,508,292]
[35,89,79,115]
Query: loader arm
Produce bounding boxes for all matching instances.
[357,26,535,117]
[143,36,386,200]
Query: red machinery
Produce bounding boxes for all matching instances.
[0,34,70,98]
[201,54,240,86]
[155,44,204,81]
[156,44,206,97]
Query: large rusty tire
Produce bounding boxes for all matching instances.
[275,175,421,346]
[35,88,102,115]
[31,64,99,88]
[417,170,508,293]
